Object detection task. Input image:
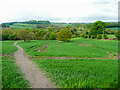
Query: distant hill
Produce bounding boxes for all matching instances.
[2,20,51,25]
[1,20,119,30]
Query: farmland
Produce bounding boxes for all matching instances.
[17,38,118,58]
[16,37,119,88]
[33,58,118,88]
[9,23,36,29]
[1,37,119,88]
[106,27,119,30]
[2,41,18,55]
[1,20,119,88]
[1,41,29,88]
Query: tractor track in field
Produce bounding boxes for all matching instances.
[29,55,118,60]
[13,42,56,88]
[28,51,118,60]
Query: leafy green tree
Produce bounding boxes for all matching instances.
[49,32,56,40]
[39,30,47,40]
[2,34,9,40]
[90,21,107,35]
[103,34,108,39]
[47,26,54,32]
[114,31,120,40]
[8,34,16,40]
[91,35,96,39]
[56,28,72,41]
[43,32,51,40]
[17,29,32,41]
[1,24,9,28]
[97,34,102,39]
[34,32,40,40]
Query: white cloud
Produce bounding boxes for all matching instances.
[0,0,119,23]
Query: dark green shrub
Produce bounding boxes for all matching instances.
[85,34,88,38]
[114,31,120,40]
[82,34,86,38]
[88,35,91,38]
[49,32,56,40]
[97,34,102,39]
[83,34,88,39]
[103,34,108,39]
[2,34,9,40]
[91,35,96,39]
[72,35,76,38]
[80,34,83,37]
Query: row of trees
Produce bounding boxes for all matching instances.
[1,21,119,41]
[1,28,72,41]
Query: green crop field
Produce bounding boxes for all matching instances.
[1,41,29,88]
[33,58,118,88]
[9,23,36,29]
[107,35,116,38]
[2,41,18,55]
[106,27,119,30]
[17,38,118,58]
[2,56,29,88]
[1,37,119,88]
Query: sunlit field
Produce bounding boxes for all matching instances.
[17,38,118,58]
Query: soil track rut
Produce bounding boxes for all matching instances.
[13,42,56,88]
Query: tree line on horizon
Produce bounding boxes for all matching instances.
[1,21,120,41]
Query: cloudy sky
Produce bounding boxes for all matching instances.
[0,0,119,23]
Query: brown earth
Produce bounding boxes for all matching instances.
[13,42,56,88]
[38,45,49,52]
[78,43,93,46]
[55,45,59,47]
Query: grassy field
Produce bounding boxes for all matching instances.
[1,41,29,88]
[107,35,116,39]
[33,58,118,88]
[9,23,36,29]
[2,56,29,88]
[17,38,118,88]
[106,27,119,30]
[2,41,18,55]
[17,38,118,58]
[2,37,118,88]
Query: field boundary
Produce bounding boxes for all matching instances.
[29,56,118,60]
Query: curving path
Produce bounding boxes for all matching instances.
[13,42,56,88]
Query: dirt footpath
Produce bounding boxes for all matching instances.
[13,42,56,88]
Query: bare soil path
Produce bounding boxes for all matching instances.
[13,42,56,88]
